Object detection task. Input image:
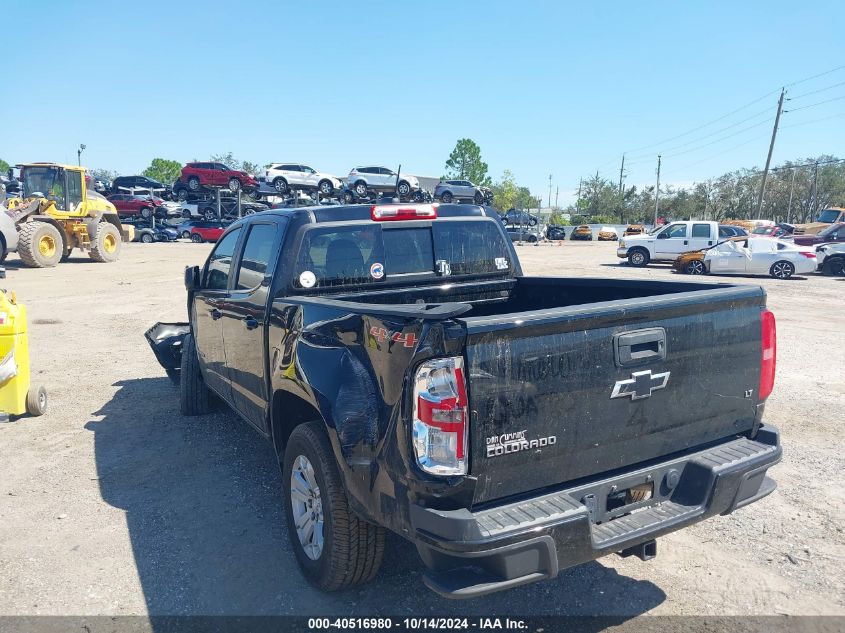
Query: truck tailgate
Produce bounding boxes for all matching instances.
[462,285,765,506]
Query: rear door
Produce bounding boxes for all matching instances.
[688,222,716,251]
[221,220,286,430]
[193,227,243,403]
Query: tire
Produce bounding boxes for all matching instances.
[685,260,706,275]
[228,177,241,192]
[397,181,411,196]
[274,178,289,194]
[140,206,152,220]
[88,223,122,263]
[140,232,154,244]
[177,188,188,201]
[770,260,794,279]
[187,177,200,191]
[25,385,47,416]
[441,191,453,203]
[528,217,538,227]
[17,221,63,268]
[0,238,6,263]
[474,192,484,205]
[354,181,368,197]
[182,209,192,219]
[628,248,650,267]
[318,180,333,196]
[247,189,259,201]
[342,191,354,204]
[61,247,72,262]
[181,230,192,240]
[283,421,385,591]
[180,332,212,416]
[822,256,845,276]
[527,235,538,243]
[191,233,203,243]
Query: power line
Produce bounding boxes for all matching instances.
[784,93,845,113]
[785,63,845,87]
[665,133,771,175]
[788,79,845,100]
[780,111,845,129]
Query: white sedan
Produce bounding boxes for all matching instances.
[703,238,817,279]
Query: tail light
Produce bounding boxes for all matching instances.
[371,204,437,221]
[412,357,468,475]
[759,309,776,401]
[799,252,816,258]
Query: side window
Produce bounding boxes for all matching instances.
[236,224,279,290]
[204,228,242,291]
[691,223,711,238]
[664,224,687,239]
[295,226,384,288]
[67,170,83,209]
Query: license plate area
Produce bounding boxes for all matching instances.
[606,482,654,515]
[575,467,674,524]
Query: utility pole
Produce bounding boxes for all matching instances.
[653,155,662,226]
[555,186,559,209]
[810,161,820,219]
[755,88,785,217]
[786,168,796,224]
[618,154,626,223]
[548,174,552,208]
[577,178,582,206]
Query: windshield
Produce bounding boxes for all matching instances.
[817,209,842,223]
[752,227,770,235]
[22,166,62,198]
[818,223,839,237]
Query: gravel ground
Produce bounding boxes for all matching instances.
[0,239,842,617]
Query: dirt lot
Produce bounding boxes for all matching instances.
[0,239,842,617]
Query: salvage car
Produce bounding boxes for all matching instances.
[500,208,538,226]
[624,224,645,236]
[347,166,420,198]
[570,224,593,240]
[179,162,259,194]
[107,194,165,219]
[265,163,343,196]
[506,226,540,243]
[816,242,845,275]
[791,222,845,247]
[434,180,493,205]
[146,202,781,599]
[545,225,568,240]
[598,226,618,241]
[673,237,816,279]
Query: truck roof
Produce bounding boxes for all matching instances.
[258,203,497,226]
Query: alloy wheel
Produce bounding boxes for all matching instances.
[290,455,324,561]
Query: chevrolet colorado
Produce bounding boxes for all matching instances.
[146,203,781,598]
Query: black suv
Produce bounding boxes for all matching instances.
[112,175,168,196]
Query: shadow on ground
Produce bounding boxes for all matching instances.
[86,378,665,618]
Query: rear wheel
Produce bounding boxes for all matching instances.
[274,178,289,194]
[17,221,63,268]
[628,248,650,267]
[474,191,484,205]
[528,217,538,227]
[182,209,192,219]
[770,260,794,279]
[140,232,154,244]
[187,177,200,191]
[441,191,453,203]
[25,385,48,416]
[318,180,333,196]
[191,233,203,243]
[89,223,122,263]
[397,181,411,196]
[685,260,706,275]
[283,421,385,591]
[140,206,152,219]
[180,333,212,415]
[342,191,354,204]
[228,177,241,192]
[181,230,192,240]
[177,188,188,201]
[354,181,368,197]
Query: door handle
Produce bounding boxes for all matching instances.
[614,328,667,367]
[210,308,222,320]
[683,240,688,245]
[244,316,259,330]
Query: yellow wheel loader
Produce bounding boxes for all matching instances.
[4,163,134,268]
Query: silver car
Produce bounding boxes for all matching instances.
[434,180,492,205]
[347,166,420,197]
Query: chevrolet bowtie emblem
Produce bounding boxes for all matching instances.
[611,370,670,400]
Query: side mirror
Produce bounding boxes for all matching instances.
[184,265,201,291]
[261,274,273,287]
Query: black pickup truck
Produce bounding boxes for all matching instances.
[146,203,781,599]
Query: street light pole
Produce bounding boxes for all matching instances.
[77,144,86,166]
[653,155,662,226]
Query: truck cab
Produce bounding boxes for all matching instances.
[618,220,719,267]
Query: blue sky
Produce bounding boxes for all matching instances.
[5,1,844,204]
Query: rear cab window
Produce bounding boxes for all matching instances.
[291,218,512,290]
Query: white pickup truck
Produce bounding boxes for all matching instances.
[617,220,722,267]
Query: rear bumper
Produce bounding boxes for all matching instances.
[410,426,781,599]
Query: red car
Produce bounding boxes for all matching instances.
[107,194,164,219]
[180,162,258,194]
[792,222,845,247]
[189,221,229,243]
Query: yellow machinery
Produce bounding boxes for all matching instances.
[0,283,46,418]
[4,163,133,268]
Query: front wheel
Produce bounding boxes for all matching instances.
[140,206,152,219]
[274,178,289,194]
[191,233,203,243]
[528,217,538,227]
[318,180,333,196]
[628,248,650,267]
[441,191,453,203]
[474,192,484,205]
[180,333,212,415]
[397,181,411,196]
[89,223,122,263]
[228,177,241,192]
[177,188,188,201]
[770,260,794,279]
[342,191,354,204]
[140,232,154,244]
[822,257,845,276]
[181,230,192,240]
[354,182,368,197]
[187,177,200,191]
[685,260,706,275]
[283,421,385,591]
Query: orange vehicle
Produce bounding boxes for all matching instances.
[672,236,748,275]
[570,225,593,240]
[623,224,645,236]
